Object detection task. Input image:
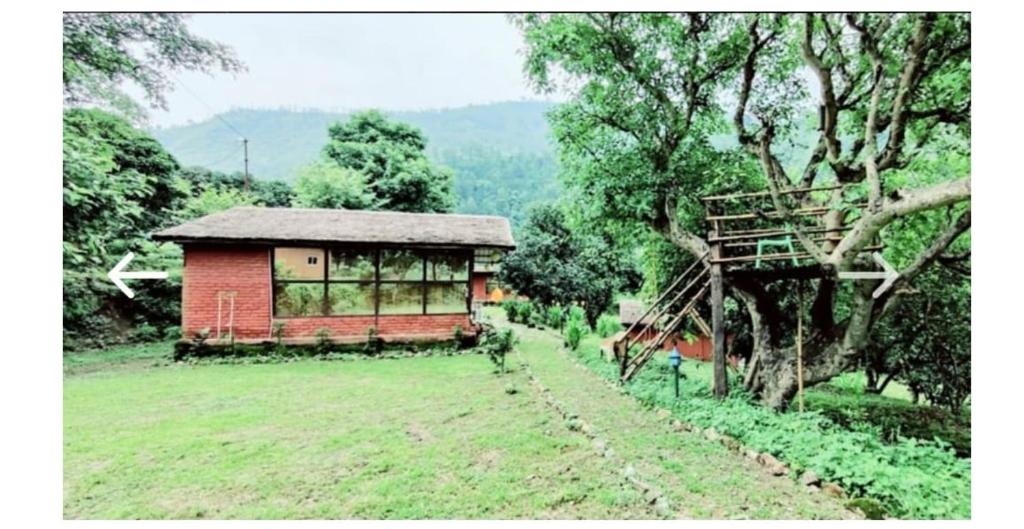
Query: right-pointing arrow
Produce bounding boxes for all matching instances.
[837,252,899,299]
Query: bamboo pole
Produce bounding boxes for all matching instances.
[701,184,847,202]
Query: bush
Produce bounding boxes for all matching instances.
[479,325,517,373]
[595,314,623,338]
[501,300,521,322]
[314,327,332,354]
[564,305,589,350]
[528,310,546,329]
[516,301,536,326]
[546,305,564,330]
[131,322,161,343]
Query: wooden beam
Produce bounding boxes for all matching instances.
[701,184,847,202]
[709,222,728,399]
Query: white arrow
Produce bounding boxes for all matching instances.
[837,252,899,299]
[107,251,169,299]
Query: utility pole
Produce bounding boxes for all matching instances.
[241,137,250,192]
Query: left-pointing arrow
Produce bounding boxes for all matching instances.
[107,251,169,299]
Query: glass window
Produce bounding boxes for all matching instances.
[426,252,469,281]
[328,283,376,315]
[380,250,423,281]
[329,249,376,281]
[426,283,467,314]
[275,247,325,281]
[274,283,324,317]
[378,283,424,314]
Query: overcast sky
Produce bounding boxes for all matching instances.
[146,14,558,127]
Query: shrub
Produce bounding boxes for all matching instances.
[131,323,161,343]
[501,300,521,322]
[479,325,517,374]
[546,305,564,330]
[516,301,535,326]
[314,327,332,354]
[564,305,589,350]
[595,314,623,338]
[528,309,546,329]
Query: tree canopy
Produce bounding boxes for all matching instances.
[516,13,971,408]
[322,111,456,213]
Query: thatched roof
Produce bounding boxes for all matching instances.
[153,207,516,249]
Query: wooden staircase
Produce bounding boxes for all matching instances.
[613,253,711,383]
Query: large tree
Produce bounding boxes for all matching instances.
[322,111,456,213]
[516,13,971,409]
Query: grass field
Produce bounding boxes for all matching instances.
[64,329,852,519]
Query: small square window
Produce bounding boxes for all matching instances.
[307,256,318,265]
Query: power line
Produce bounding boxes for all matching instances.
[174,78,250,190]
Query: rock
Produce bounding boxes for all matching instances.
[591,438,607,452]
[703,428,720,442]
[799,470,821,487]
[719,435,741,451]
[623,464,637,478]
[757,453,789,476]
[822,481,845,498]
[671,419,684,431]
[744,449,760,460]
[655,408,671,419]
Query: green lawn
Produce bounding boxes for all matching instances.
[65,325,855,519]
[65,350,651,519]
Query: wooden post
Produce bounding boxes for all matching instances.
[710,220,728,398]
[796,283,805,412]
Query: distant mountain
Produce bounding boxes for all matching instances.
[151,102,562,224]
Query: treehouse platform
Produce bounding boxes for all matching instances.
[613,185,881,395]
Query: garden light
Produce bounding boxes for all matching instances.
[669,347,682,399]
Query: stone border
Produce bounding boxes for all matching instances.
[541,329,858,514]
[513,348,676,519]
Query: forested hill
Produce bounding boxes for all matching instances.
[151,101,562,224]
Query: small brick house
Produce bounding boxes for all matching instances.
[154,207,515,344]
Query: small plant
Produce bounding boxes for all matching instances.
[453,324,464,347]
[564,305,589,350]
[480,325,517,374]
[504,383,518,395]
[314,327,332,354]
[132,322,161,343]
[528,310,546,329]
[516,300,535,326]
[501,299,520,322]
[595,314,623,338]
[272,321,286,345]
[546,305,564,331]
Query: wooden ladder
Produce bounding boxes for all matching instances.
[612,253,710,382]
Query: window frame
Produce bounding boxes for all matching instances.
[271,245,473,318]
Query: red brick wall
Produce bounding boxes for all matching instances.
[182,244,273,340]
[181,244,474,342]
[277,314,472,339]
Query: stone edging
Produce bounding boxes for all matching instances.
[512,348,676,519]
[539,328,857,513]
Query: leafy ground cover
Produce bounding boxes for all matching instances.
[541,317,970,519]
[65,347,655,519]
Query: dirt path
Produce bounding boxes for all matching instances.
[502,316,857,519]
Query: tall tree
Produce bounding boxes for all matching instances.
[291,161,378,210]
[517,13,970,409]
[63,13,243,118]
[322,111,456,213]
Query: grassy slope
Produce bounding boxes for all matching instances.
[64,352,653,519]
[500,311,855,519]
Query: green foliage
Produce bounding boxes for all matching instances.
[499,203,639,325]
[545,305,564,330]
[291,160,378,210]
[322,110,455,213]
[501,300,522,323]
[479,325,517,373]
[180,184,261,219]
[63,13,243,117]
[63,108,187,348]
[314,328,332,354]
[177,166,294,207]
[515,301,536,327]
[595,314,623,338]
[568,341,970,519]
[564,306,589,350]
